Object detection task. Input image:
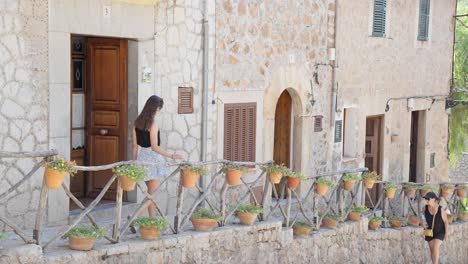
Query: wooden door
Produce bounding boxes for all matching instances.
[409,111,419,183]
[86,38,128,200]
[365,116,382,207]
[273,90,292,197]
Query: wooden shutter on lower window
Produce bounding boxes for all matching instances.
[224,103,256,162]
[372,0,387,37]
[417,0,430,41]
[178,87,193,114]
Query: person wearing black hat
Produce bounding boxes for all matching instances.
[422,191,449,264]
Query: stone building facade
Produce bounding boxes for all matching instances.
[0,0,457,229]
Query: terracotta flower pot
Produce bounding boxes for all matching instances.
[190,218,218,232]
[343,180,356,191]
[322,218,338,229]
[363,179,375,189]
[368,221,382,230]
[447,215,454,224]
[386,189,397,199]
[68,236,95,251]
[458,212,468,221]
[237,212,258,225]
[390,220,403,229]
[226,169,242,186]
[182,170,200,189]
[44,168,67,189]
[315,184,329,196]
[404,188,417,198]
[269,172,283,184]
[408,216,420,227]
[441,189,452,199]
[139,226,160,240]
[456,189,466,198]
[120,175,137,191]
[347,212,361,221]
[420,189,430,197]
[287,177,301,190]
[293,226,312,236]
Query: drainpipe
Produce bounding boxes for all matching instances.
[330,0,338,128]
[200,0,209,190]
[447,0,458,158]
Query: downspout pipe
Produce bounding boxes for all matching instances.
[330,0,338,128]
[200,0,209,190]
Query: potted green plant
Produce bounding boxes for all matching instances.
[112,164,148,191]
[181,165,208,189]
[190,208,222,231]
[315,178,334,196]
[383,184,400,199]
[402,184,418,198]
[130,217,169,240]
[389,216,407,229]
[362,171,379,189]
[455,184,467,198]
[368,216,386,230]
[440,184,453,199]
[322,214,341,229]
[347,205,369,221]
[407,215,421,226]
[458,198,468,221]
[342,173,361,191]
[43,156,77,189]
[223,164,248,186]
[292,221,313,236]
[235,204,263,225]
[63,226,106,251]
[262,164,287,184]
[419,185,437,196]
[285,171,307,190]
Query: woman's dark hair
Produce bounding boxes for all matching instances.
[134,95,164,131]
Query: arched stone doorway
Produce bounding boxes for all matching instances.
[273,90,292,168]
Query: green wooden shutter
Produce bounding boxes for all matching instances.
[372,0,387,37]
[418,0,430,41]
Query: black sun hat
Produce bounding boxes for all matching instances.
[423,191,438,200]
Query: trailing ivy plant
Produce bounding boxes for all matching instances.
[236,204,263,214]
[112,164,148,181]
[44,156,77,175]
[130,217,169,231]
[62,226,106,239]
[191,208,223,221]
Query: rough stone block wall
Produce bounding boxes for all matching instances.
[0,0,49,230]
[450,152,468,182]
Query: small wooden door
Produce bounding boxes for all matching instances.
[86,38,128,200]
[273,90,292,197]
[409,111,419,183]
[365,116,382,207]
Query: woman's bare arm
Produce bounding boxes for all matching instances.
[132,126,138,160]
[149,124,183,160]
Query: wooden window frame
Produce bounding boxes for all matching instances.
[223,103,257,162]
[178,87,194,114]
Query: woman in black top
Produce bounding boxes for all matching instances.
[422,191,448,264]
[132,96,183,217]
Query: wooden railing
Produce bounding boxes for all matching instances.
[0,150,467,251]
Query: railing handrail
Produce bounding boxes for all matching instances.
[0,150,58,158]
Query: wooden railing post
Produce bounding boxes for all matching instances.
[174,169,185,233]
[113,176,123,242]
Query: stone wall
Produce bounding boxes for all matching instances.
[450,152,468,182]
[0,0,49,229]
[2,221,468,264]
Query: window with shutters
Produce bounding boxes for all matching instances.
[372,0,387,37]
[178,87,193,114]
[224,103,256,162]
[417,0,430,41]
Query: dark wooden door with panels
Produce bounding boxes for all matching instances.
[70,35,128,207]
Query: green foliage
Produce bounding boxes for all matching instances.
[455,184,468,190]
[383,184,400,191]
[292,221,313,229]
[236,204,263,214]
[44,156,77,175]
[130,217,169,231]
[112,164,147,181]
[191,208,223,221]
[347,205,369,213]
[420,185,438,191]
[0,233,5,240]
[285,171,307,180]
[323,214,342,221]
[450,0,468,167]
[362,171,379,181]
[460,198,468,213]
[402,184,418,190]
[315,178,334,187]
[342,173,361,181]
[63,226,106,239]
[261,164,287,174]
[369,216,386,222]
[181,165,208,176]
[223,164,248,172]
[389,216,407,223]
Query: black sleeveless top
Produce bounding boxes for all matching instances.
[424,205,445,241]
[135,127,160,148]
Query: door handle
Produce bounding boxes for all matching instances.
[99,129,109,135]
